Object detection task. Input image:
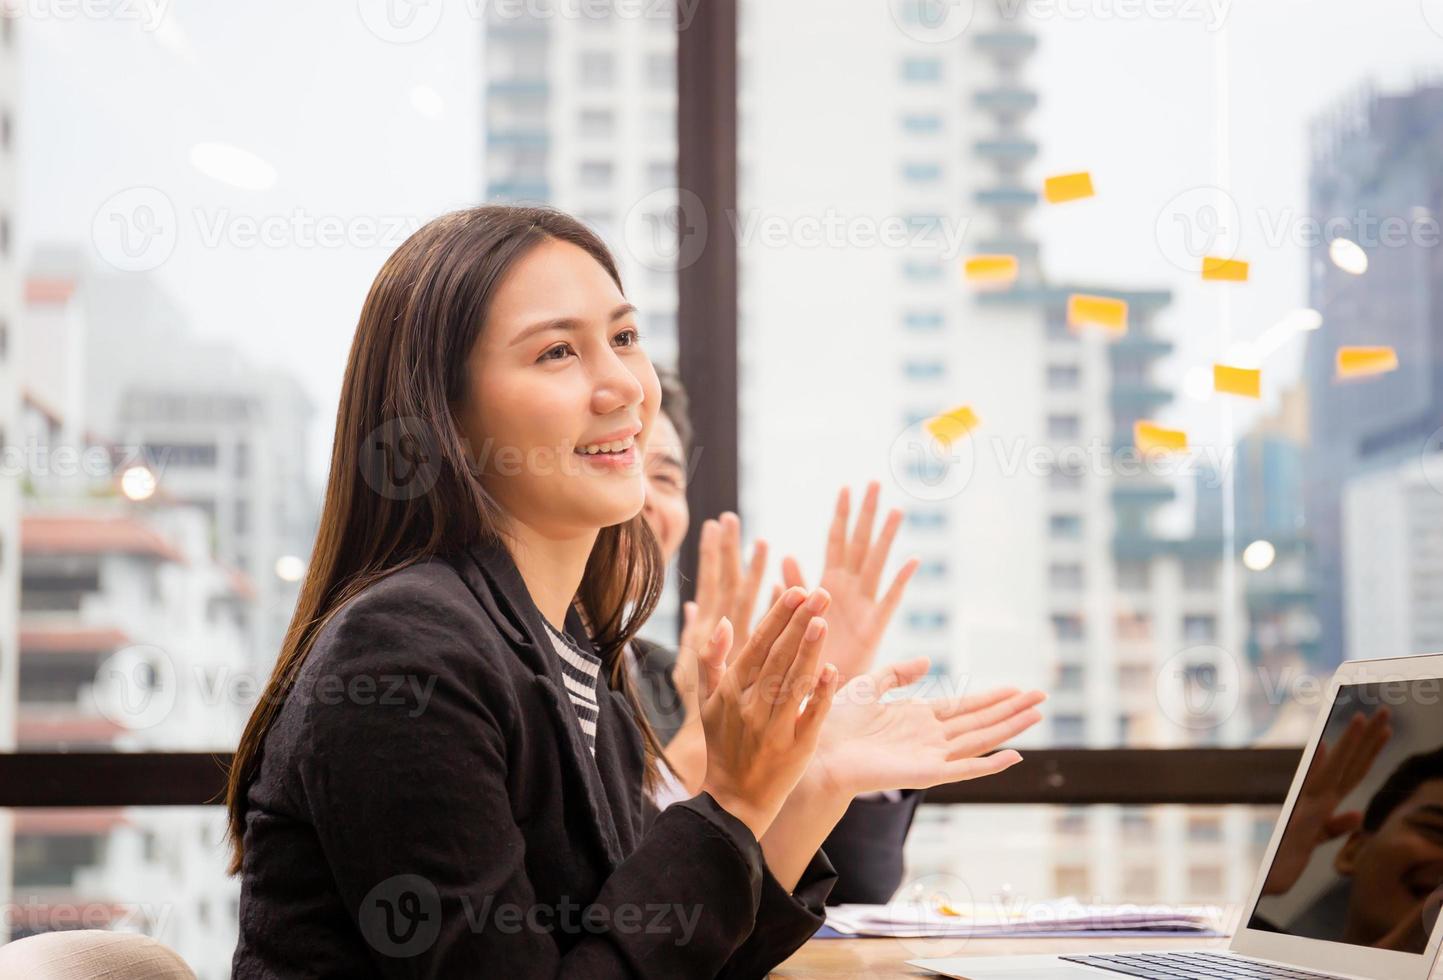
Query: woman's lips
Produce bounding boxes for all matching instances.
[575,446,637,469]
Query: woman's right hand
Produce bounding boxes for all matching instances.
[695,586,840,841]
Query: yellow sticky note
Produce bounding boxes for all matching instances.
[963,254,1019,287]
[1202,257,1249,282]
[1043,172,1094,204]
[925,405,979,446]
[1336,346,1399,379]
[1067,294,1128,335]
[1134,421,1188,454]
[1213,364,1261,399]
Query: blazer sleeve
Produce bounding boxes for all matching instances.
[637,793,837,979]
[291,589,830,979]
[820,791,923,905]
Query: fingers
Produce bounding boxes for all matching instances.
[1344,709,1393,792]
[825,487,849,571]
[873,556,919,634]
[946,689,1050,736]
[694,519,722,615]
[729,586,807,685]
[1326,711,1382,796]
[859,508,905,596]
[765,591,832,719]
[797,661,840,740]
[781,555,806,590]
[734,538,769,632]
[718,512,742,607]
[845,482,880,573]
[782,618,831,721]
[944,749,1024,784]
[948,704,1044,759]
[933,686,1027,722]
[871,656,932,697]
[697,617,733,706]
[1322,810,1364,841]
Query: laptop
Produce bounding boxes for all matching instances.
[911,653,1443,980]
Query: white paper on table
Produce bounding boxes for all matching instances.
[824,899,1227,938]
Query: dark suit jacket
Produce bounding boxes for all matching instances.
[232,540,836,979]
[631,638,923,906]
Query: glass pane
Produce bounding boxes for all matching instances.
[736,0,1441,750]
[906,803,1282,918]
[1,3,684,744]
[3,807,235,979]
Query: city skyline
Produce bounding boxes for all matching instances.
[20,0,1443,493]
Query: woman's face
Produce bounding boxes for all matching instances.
[642,412,690,563]
[455,237,660,539]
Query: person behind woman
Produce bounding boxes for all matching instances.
[225,204,1045,978]
[635,372,938,903]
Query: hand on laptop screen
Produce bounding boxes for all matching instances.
[1250,682,1443,954]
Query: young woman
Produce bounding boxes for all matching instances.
[225,205,1044,978]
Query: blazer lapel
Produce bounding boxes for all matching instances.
[456,539,625,869]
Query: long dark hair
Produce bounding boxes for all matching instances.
[224,205,666,875]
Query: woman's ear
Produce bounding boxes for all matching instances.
[1334,829,1370,877]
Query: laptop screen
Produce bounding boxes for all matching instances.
[1248,679,1443,954]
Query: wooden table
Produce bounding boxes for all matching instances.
[774,933,1232,977]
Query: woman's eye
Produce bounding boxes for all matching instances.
[614,327,640,348]
[539,343,573,362]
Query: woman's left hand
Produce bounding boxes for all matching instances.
[805,656,1046,800]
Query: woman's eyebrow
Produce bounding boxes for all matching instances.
[510,304,638,347]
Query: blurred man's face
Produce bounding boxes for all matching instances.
[1337,779,1443,947]
[641,412,689,563]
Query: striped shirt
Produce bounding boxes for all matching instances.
[542,619,603,757]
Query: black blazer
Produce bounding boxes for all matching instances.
[232,540,836,979]
[632,639,923,906]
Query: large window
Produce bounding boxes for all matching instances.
[3,0,1439,968]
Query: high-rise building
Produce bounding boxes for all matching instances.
[1342,453,1443,661]
[1303,83,1443,668]
[14,509,247,977]
[21,255,316,664]
[483,2,681,368]
[11,257,296,974]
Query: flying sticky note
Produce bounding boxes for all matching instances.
[1213,364,1261,399]
[1044,172,1094,204]
[925,405,979,447]
[1336,346,1399,379]
[1134,421,1188,454]
[1202,257,1249,282]
[963,254,1019,287]
[1067,294,1128,335]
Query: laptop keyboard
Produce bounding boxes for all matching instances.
[1058,951,1349,979]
